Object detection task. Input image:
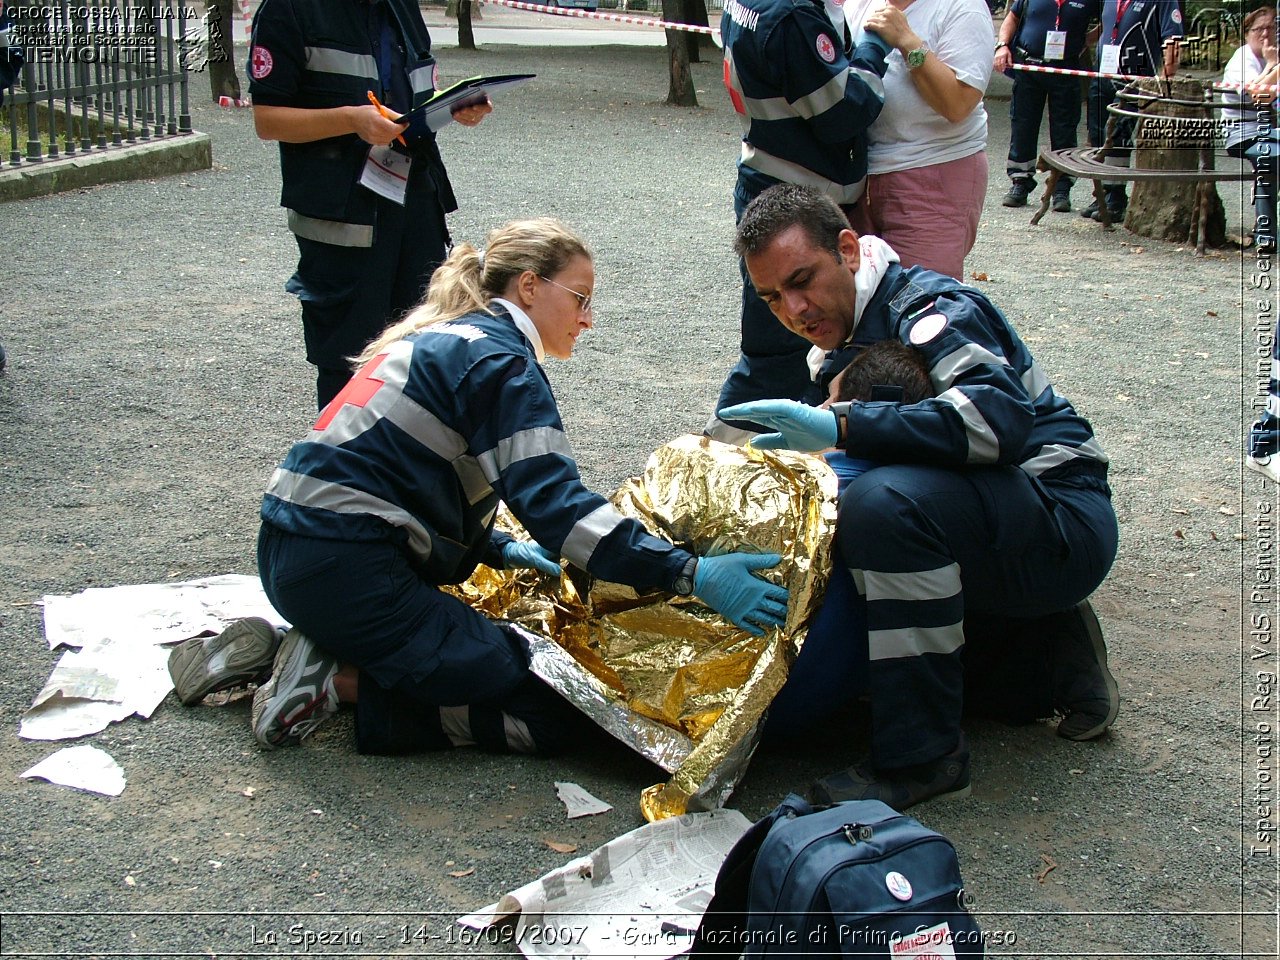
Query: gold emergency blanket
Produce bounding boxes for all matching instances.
[444,434,838,820]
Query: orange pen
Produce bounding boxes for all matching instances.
[366,91,408,146]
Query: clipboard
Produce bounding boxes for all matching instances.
[395,73,536,132]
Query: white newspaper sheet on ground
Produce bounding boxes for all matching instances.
[41,573,286,650]
[555,782,613,819]
[24,575,287,740]
[458,809,750,960]
[20,638,173,740]
[21,745,126,796]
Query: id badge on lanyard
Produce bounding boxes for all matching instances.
[1044,30,1067,60]
[1099,43,1120,73]
[359,145,411,205]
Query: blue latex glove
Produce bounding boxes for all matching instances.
[501,541,562,577]
[693,552,790,636]
[717,400,838,452]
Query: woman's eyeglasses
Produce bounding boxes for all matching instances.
[539,275,593,314]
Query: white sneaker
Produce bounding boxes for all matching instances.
[1247,454,1280,484]
[250,629,340,749]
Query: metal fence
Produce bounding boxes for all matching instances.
[2,1,196,168]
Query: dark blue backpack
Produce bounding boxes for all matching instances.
[692,795,984,957]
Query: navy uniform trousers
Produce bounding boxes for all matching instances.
[834,463,1117,768]
[257,523,574,756]
[286,181,449,410]
[1007,67,1083,187]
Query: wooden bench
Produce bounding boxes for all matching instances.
[1029,79,1253,254]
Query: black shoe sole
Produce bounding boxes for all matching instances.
[1056,600,1120,741]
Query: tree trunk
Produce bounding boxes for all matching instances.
[662,0,696,105]
[1126,76,1227,248]
[458,0,476,49]
[207,1,241,102]
[679,0,708,64]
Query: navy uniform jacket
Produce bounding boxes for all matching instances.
[1009,0,1101,64]
[262,308,692,591]
[818,265,1110,490]
[722,0,891,205]
[1095,0,1182,77]
[248,0,457,245]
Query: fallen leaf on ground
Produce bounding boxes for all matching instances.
[1036,854,1057,883]
[969,271,989,281]
[545,839,578,854]
[448,868,476,878]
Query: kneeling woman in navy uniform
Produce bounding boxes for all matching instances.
[170,218,788,757]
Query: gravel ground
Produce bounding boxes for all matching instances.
[0,13,1275,958]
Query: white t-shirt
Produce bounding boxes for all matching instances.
[844,0,993,173]
[1221,44,1268,148]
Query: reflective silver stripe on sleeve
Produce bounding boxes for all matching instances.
[1020,437,1110,475]
[936,386,1000,462]
[454,457,493,506]
[1021,360,1052,400]
[266,468,435,562]
[740,143,866,204]
[868,621,965,661]
[848,66,885,100]
[930,343,1009,392]
[862,563,961,603]
[304,45,379,81]
[287,210,374,248]
[741,70,853,121]
[409,64,435,96]
[561,502,628,568]
[475,426,575,484]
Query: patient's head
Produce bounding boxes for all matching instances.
[825,340,934,407]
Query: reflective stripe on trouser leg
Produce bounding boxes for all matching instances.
[838,475,967,769]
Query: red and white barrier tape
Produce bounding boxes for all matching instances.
[1011,60,1276,93]
[480,0,720,36]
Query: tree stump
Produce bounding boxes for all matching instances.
[207,2,241,103]
[1126,76,1227,248]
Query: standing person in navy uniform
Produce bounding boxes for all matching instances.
[168,219,790,758]
[994,0,1102,211]
[1082,0,1181,221]
[708,0,892,443]
[248,0,492,410]
[721,185,1119,809]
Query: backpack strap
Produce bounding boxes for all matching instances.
[690,795,812,957]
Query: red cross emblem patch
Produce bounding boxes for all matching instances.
[816,33,837,63]
[251,46,274,80]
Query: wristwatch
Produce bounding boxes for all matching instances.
[995,41,1009,50]
[906,43,929,69]
[672,556,698,597]
[828,402,852,444]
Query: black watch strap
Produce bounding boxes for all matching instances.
[672,555,698,596]
[828,402,852,444]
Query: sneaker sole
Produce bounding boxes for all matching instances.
[168,618,279,707]
[1247,454,1280,484]
[250,630,334,750]
[1056,601,1120,741]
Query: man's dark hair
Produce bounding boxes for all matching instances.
[836,340,934,404]
[734,184,850,260]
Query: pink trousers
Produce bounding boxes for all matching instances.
[850,150,988,280]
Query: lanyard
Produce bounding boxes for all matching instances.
[1053,0,1069,32]
[1110,0,1135,43]
[372,1,394,99]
